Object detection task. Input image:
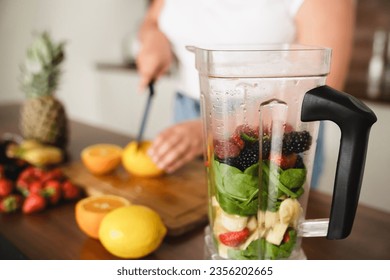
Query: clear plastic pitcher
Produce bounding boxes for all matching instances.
[188,45,377,260]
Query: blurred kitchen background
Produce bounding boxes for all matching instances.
[0,0,389,213]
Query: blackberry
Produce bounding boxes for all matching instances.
[282,131,312,155]
[231,142,259,171]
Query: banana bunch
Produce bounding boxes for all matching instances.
[9,139,63,167]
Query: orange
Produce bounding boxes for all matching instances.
[81,144,123,175]
[122,141,164,177]
[75,195,130,239]
[99,205,167,259]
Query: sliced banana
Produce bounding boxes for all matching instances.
[265,223,288,246]
[211,196,220,207]
[220,211,248,232]
[279,198,302,227]
[247,216,257,231]
[213,207,227,235]
[264,210,280,229]
[241,228,259,250]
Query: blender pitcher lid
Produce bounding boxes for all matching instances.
[186,44,332,78]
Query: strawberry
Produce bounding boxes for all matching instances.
[16,177,30,196]
[43,180,62,205]
[41,168,64,183]
[0,194,23,213]
[22,193,46,214]
[19,166,36,180]
[230,133,245,150]
[270,153,298,169]
[61,180,80,200]
[28,180,44,195]
[219,228,250,247]
[0,178,14,197]
[234,124,259,141]
[214,140,241,160]
[282,230,290,243]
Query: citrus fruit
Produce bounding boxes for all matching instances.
[122,141,164,177]
[81,144,123,175]
[99,205,167,259]
[75,195,130,239]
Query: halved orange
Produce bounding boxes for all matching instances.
[81,144,123,175]
[75,194,131,239]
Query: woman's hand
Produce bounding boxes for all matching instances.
[136,28,172,92]
[136,0,172,92]
[148,119,204,173]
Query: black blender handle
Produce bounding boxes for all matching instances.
[301,85,377,239]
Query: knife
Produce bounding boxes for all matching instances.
[136,80,155,150]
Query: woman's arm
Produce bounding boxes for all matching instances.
[136,0,172,91]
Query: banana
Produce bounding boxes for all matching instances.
[279,198,302,227]
[19,139,43,151]
[22,146,63,166]
[220,211,248,232]
[264,210,280,229]
[265,222,288,246]
[247,216,258,231]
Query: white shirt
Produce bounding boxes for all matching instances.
[159,0,304,99]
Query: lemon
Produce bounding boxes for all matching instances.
[122,141,164,177]
[99,205,167,259]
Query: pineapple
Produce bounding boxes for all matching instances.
[19,31,68,149]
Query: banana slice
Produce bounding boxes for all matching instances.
[247,216,258,231]
[266,223,288,246]
[220,211,248,232]
[279,198,302,227]
[211,196,220,207]
[264,210,280,229]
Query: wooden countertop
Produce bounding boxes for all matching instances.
[0,103,389,260]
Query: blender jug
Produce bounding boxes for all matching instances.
[187,45,377,260]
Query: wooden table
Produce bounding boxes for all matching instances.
[1,103,389,260]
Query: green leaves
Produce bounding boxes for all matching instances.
[213,160,259,216]
[212,158,306,215]
[259,228,298,260]
[20,31,66,98]
[227,229,298,260]
[260,161,306,212]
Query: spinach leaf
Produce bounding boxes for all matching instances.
[259,228,297,260]
[213,159,259,216]
[227,239,261,260]
[280,168,306,189]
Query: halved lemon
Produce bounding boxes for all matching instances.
[75,194,131,239]
[122,141,164,177]
[81,144,123,175]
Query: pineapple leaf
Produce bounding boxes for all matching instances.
[20,31,66,98]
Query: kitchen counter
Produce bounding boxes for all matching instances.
[0,103,389,260]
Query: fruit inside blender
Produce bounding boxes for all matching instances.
[208,100,312,260]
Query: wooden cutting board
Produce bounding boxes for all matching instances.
[62,160,208,236]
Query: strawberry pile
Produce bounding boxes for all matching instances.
[0,165,82,214]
